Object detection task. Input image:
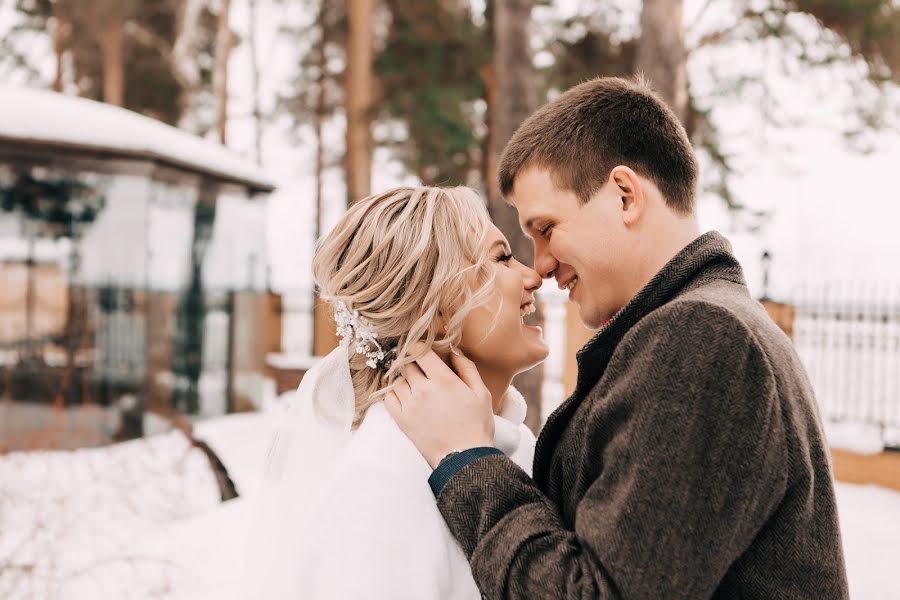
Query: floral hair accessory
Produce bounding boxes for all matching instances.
[333,300,395,370]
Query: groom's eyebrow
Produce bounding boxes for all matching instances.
[522,217,540,236]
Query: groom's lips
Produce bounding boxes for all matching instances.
[557,274,577,291]
[556,277,578,303]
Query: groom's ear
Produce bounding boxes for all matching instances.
[609,166,645,226]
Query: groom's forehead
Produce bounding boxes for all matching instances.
[508,194,558,227]
[507,166,572,203]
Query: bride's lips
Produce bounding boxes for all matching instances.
[519,301,542,333]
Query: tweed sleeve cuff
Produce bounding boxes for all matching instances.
[428,447,504,497]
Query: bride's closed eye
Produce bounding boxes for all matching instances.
[496,252,514,265]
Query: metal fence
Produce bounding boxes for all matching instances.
[790,283,900,443]
[0,279,237,450]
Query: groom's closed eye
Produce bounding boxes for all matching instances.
[521,216,553,240]
[536,222,554,238]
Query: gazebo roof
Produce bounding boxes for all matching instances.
[0,86,274,192]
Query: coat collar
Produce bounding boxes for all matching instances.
[573,230,745,396]
[533,231,746,485]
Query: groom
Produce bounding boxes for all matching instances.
[386,77,849,598]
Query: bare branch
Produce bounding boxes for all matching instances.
[686,0,716,37]
[691,26,738,52]
[124,21,172,61]
[171,0,206,90]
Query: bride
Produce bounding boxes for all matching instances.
[242,186,548,599]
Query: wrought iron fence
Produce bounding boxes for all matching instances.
[790,283,900,445]
[0,278,237,450]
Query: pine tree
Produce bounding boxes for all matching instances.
[8,0,224,131]
[486,0,544,431]
[376,0,488,186]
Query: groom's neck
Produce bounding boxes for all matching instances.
[629,207,701,299]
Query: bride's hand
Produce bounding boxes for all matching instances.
[384,346,494,469]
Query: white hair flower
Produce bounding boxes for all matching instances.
[333,300,394,370]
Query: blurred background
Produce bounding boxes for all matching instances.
[0,0,898,598]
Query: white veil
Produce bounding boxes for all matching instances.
[240,344,355,599]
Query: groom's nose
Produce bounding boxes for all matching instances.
[533,241,558,280]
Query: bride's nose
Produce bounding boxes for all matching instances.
[518,263,542,293]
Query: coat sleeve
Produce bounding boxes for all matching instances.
[436,301,789,599]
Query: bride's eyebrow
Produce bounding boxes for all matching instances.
[489,240,511,254]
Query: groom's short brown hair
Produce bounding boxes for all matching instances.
[499,77,698,214]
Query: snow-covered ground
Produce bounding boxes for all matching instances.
[837,482,900,599]
[0,429,225,599]
[1,407,899,599]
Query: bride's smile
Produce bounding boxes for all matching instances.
[457,223,549,411]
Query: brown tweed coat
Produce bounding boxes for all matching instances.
[437,232,849,599]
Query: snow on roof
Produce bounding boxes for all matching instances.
[0,86,274,192]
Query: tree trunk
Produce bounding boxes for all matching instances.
[59,251,82,406]
[173,0,206,130]
[100,7,124,106]
[488,0,544,434]
[248,0,263,163]
[312,2,329,357]
[213,0,233,145]
[636,0,688,122]
[24,225,36,360]
[51,3,69,93]
[345,0,374,205]
[313,5,328,243]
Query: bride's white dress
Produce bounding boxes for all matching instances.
[241,346,535,600]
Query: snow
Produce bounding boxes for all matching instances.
[0,429,223,599]
[836,482,900,600]
[2,402,899,599]
[0,86,273,192]
[825,421,889,455]
[192,411,278,498]
[1,1,900,596]
[0,399,284,599]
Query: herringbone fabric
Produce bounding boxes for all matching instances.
[437,231,849,599]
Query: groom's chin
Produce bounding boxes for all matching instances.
[579,303,611,330]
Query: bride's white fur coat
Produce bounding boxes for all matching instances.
[293,388,535,599]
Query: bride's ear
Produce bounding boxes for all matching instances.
[432,314,455,367]
[435,312,447,336]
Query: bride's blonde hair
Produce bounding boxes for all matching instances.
[312,186,498,426]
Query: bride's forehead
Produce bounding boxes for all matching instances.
[450,215,497,241]
[459,221,501,249]
[483,223,506,245]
